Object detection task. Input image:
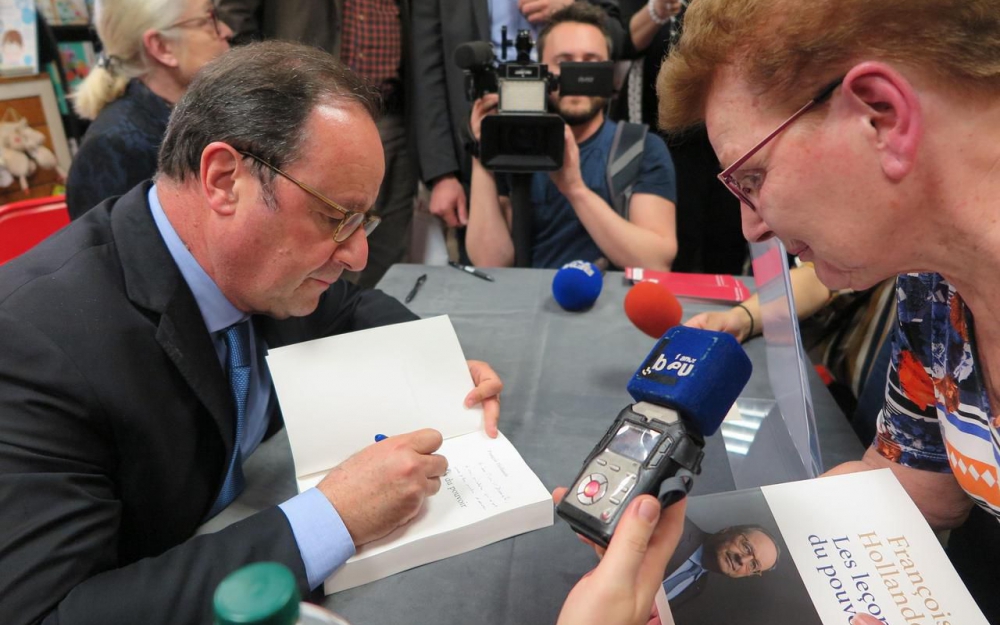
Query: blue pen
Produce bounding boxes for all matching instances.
[374,434,388,442]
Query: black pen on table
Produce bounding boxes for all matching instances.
[448,261,494,282]
[405,273,427,304]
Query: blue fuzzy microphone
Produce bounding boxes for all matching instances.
[551,260,603,311]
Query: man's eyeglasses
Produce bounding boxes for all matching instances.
[738,533,765,576]
[718,77,844,212]
[238,151,381,243]
[164,8,225,39]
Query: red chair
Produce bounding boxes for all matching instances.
[0,195,69,264]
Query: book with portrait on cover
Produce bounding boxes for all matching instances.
[654,470,987,625]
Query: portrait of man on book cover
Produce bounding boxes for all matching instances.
[657,489,823,625]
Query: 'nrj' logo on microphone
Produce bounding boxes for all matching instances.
[643,353,698,377]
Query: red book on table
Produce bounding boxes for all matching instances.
[625,268,751,303]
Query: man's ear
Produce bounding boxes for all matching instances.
[142,28,180,69]
[200,143,242,216]
[841,62,923,181]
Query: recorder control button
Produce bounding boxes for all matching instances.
[609,464,621,472]
[576,473,608,505]
[596,458,607,466]
[600,509,614,523]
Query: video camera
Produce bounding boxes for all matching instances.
[454,27,615,173]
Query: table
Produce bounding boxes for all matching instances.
[207,264,863,625]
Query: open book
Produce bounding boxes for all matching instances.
[266,315,553,593]
[654,469,987,624]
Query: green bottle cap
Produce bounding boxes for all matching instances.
[214,562,301,625]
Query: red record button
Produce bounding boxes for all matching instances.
[576,472,608,505]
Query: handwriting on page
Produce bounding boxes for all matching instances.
[443,450,513,511]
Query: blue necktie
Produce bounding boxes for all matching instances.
[663,558,700,601]
[207,321,251,518]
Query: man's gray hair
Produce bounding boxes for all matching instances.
[157,40,379,188]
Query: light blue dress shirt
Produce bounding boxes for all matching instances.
[663,545,706,601]
[488,0,540,62]
[148,186,355,589]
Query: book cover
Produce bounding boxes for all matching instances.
[626,268,751,303]
[266,315,553,593]
[57,40,95,92]
[655,470,987,624]
[0,0,38,76]
[37,0,92,26]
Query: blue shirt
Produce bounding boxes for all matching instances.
[499,119,677,269]
[488,0,539,62]
[148,186,354,589]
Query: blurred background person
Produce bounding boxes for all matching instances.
[66,0,232,220]
[465,4,677,270]
[411,0,626,264]
[614,0,746,275]
[218,0,418,289]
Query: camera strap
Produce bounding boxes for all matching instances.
[607,121,649,221]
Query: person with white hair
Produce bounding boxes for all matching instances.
[66,0,232,219]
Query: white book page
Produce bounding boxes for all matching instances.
[322,430,553,592]
[267,315,484,479]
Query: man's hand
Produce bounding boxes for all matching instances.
[554,489,686,625]
[465,359,503,438]
[549,125,585,196]
[317,428,447,546]
[429,175,468,227]
[685,309,753,343]
[470,93,500,144]
[519,0,573,24]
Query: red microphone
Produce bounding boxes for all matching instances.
[624,281,683,338]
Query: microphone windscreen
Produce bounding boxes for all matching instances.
[624,281,683,338]
[552,261,603,311]
[627,326,752,437]
[454,41,494,70]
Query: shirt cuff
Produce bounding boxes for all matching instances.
[278,487,356,590]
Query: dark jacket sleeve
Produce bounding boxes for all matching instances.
[410,0,463,184]
[590,0,627,58]
[0,310,309,625]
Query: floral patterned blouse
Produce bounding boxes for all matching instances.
[876,273,1000,520]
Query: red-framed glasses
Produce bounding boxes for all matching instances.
[717,77,844,212]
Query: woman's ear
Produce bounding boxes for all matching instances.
[142,28,180,69]
[841,62,923,181]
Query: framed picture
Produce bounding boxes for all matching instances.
[0,75,72,200]
[0,0,39,76]
[36,0,93,27]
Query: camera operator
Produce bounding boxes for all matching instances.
[466,3,678,270]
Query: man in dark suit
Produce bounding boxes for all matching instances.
[0,42,501,625]
[411,0,625,230]
[218,0,417,289]
[661,519,780,608]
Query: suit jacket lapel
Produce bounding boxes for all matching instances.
[113,182,236,458]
